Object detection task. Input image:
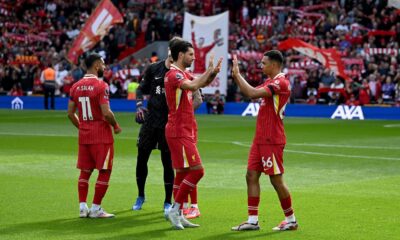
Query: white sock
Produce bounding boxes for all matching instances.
[183,202,189,209]
[79,202,88,209]
[285,214,296,223]
[171,203,181,212]
[247,215,258,224]
[191,204,198,209]
[91,204,101,211]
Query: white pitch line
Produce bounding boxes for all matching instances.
[0,132,135,140]
[288,143,400,150]
[231,141,400,161]
[1,132,400,159]
[384,124,400,128]
[284,149,400,161]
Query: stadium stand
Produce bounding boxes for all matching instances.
[0,0,399,106]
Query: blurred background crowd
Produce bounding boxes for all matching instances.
[0,0,399,108]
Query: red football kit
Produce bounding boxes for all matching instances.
[164,64,201,169]
[69,74,114,170]
[247,73,291,175]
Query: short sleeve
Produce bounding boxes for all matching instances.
[165,70,185,89]
[265,78,288,95]
[98,82,110,105]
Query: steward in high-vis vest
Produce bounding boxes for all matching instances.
[40,63,56,110]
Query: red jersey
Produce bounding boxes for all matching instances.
[191,32,215,74]
[164,64,197,139]
[254,73,290,145]
[69,74,113,144]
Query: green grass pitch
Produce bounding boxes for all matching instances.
[0,109,399,240]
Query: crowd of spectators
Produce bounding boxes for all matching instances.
[0,0,399,106]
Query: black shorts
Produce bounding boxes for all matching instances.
[137,125,169,151]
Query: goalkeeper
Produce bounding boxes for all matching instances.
[133,51,174,217]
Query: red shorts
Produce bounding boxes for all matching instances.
[166,137,202,169]
[77,144,114,170]
[247,143,285,175]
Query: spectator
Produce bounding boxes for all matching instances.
[40,63,56,110]
[207,90,225,114]
[291,77,306,103]
[359,79,371,105]
[320,69,335,88]
[381,76,395,103]
[9,83,23,96]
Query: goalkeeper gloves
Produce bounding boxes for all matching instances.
[135,101,148,124]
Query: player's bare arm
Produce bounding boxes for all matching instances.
[67,101,79,129]
[232,55,271,99]
[181,55,223,91]
[192,89,203,110]
[100,103,122,134]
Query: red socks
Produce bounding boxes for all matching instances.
[248,196,260,216]
[280,195,294,217]
[78,170,92,202]
[175,169,204,205]
[173,171,188,201]
[93,170,111,205]
[190,186,197,204]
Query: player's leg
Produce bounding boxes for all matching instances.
[182,195,189,215]
[77,144,95,218]
[232,143,262,231]
[159,128,174,212]
[270,174,298,231]
[167,138,203,229]
[88,144,114,218]
[186,186,201,219]
[89,169,114,218]
[161,149,174,217]
[268,145,297,231]
[133,147,152,210]
[78,169,92,217]
[133,125,156,210]
[169,165,202,229]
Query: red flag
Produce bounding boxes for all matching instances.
[278,38,349,80]
[67,0,123,64]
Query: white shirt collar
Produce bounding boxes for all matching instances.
[83,74,98,79]
[170,64,186,72]
[273,72,285,80]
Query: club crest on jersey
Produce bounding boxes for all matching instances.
[176,73,183,80]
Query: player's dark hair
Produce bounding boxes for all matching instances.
[264,50,284,66]
[169,36,184,49]
[170,39,193,61]
[85,53,102,69]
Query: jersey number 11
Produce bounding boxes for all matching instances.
[78,97,93,121]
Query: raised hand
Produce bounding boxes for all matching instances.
[207,53,215,70]
[213,57,223,75]
[232,55,240,77]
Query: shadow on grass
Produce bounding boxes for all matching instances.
[197,230,283,240]
[0,209,172,239]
